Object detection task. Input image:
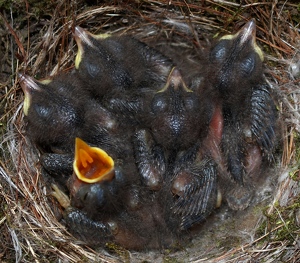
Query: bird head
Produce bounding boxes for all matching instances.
[74,26,110,73]
[150,68,211,150]
[208,19,264,100]
[19,73,84,152]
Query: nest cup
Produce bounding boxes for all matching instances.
[1,1,300,262]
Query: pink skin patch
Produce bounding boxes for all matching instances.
[245,145,262,177]
[204,103,262,177]
[209,104,223,144]
[203,103,223,166]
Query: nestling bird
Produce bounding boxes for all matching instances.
[133,67,218,230]
[20,69,136,181]
[67,138,133,218]
[52,182,185,249]
[19,72,87,154]
[204,19,277,209]
[52,138,185,249]
[133,67,212,189]
[206,19,276,178]
[144,67,212,152]
[74,26,174,121]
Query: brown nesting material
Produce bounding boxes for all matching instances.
[1,1,299,262]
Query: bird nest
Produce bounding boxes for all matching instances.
[0,1,299,262]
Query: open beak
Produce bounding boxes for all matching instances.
[73,138,115,183]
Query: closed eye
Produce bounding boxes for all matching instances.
[210,41,228,62]
[151,95,168,113]
[184,95,199,111]
[86,61,101,78]
[239,54,255,76]
[34,104,51,119]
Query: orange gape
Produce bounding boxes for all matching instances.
[74,138,115,183]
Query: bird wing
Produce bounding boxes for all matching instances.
[172,157,217,229]
[250,83,277,159]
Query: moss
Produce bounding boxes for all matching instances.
[105,242,130,263]
[293,4,300,22]
[257,197,300,245]
[0,0,13,10]
[289,169,300,181]
[289,130,300,181]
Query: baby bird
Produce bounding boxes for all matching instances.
[19,72,87,154]
[74,26,174,121]
[67,138,134,218]
[133,68,218,230]
[206,19,277,189]
[145,67,212,153]
[52,182,184,249]
[52,138,183,249]
[20,68,136,183]
[133,67,212,188]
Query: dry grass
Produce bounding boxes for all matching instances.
[0,1,299,262]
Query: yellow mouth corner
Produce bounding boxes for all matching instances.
[74,26,111,69]
[73,138,115,183]
[157,67,193,93]
[74,26,93,69]
[19,74,41,116]
[220,19,264,62]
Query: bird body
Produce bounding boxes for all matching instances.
[20,72,137,201]
[200,20,277,210]
[204,19,277,209]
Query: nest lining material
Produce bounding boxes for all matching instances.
[1,1,300,262]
